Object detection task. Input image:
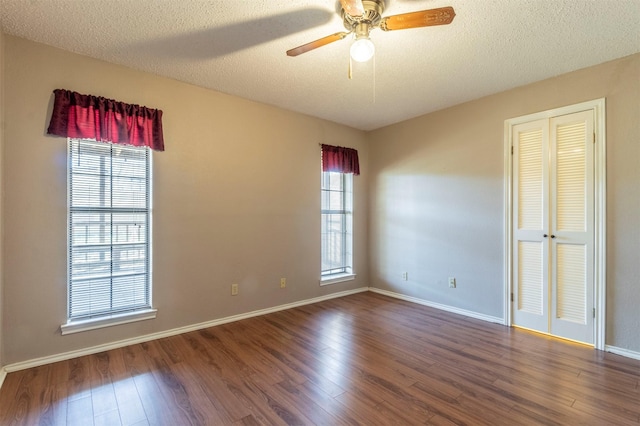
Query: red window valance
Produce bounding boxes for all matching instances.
[47,89,165,151]
[321,144,360,175]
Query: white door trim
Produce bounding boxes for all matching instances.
[503,98,606,350]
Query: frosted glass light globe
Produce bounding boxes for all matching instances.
[350,38,375,62]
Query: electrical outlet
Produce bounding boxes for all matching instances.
[280,278,286,288]
[231,283,239,296]
[448,277,456,288]
[402,272,408,281]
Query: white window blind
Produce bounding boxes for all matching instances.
[321,171,353,277]
[68,139,151,321]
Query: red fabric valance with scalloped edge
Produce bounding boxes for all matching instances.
[47,89,164,151]
[321,144,360,175]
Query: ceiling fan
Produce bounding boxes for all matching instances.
[286,0,456,62]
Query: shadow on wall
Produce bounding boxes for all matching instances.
[369,123,505,317]
[373,174,501,295]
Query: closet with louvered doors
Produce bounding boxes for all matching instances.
[511,109,595,345]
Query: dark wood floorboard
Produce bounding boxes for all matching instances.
[1,292,639,425]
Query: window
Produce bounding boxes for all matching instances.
[321,170,354,284]
[62,139,155,334]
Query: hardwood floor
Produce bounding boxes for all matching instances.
[1,292,639,425]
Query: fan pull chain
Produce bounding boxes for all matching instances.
[348,56,353,79]
[372,53,376,103]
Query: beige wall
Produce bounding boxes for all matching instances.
[0,29,5,368]
[2,33,639,365]
[2,36,369,364]
[368,53,640,352]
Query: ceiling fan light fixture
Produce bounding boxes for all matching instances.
[350,36,375,62]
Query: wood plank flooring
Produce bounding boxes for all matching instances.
[1,291,639,425]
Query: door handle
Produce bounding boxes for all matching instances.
[543,234,548,238]
[551,235,556,239]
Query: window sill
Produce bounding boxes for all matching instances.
[320,273,356,286]
[61,308,157,335]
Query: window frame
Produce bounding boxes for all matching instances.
[320,170,355,285]
[61,138,156,335]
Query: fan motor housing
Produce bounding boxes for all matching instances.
[342,0,385,30]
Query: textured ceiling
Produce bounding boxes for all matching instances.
[1,0,639,131]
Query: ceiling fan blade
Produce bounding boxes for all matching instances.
[380,6,456,31]
[286,32,350,57]
[340,0,365,17]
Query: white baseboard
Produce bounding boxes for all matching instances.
[369,287,505,325]
[370,288,640,362]
[605,345,640,360]
[3,287,368,374]
[3,286,638,386]
[0,367,6,389]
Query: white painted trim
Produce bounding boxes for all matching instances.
[369,287,504,325]
[4,287,368,373]
[0,367,7,390]
[605,345,640,361]
[61,309,158,335]
[373,288,638,361]
[503,119,513,327]
[504,98,606,350]
[320,273,356,286]
[4,286,639,387]
[503,99,606,126]
[593,98,607,351]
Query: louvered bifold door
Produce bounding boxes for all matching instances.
[512,119,550,333]
[549,111,594,344]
